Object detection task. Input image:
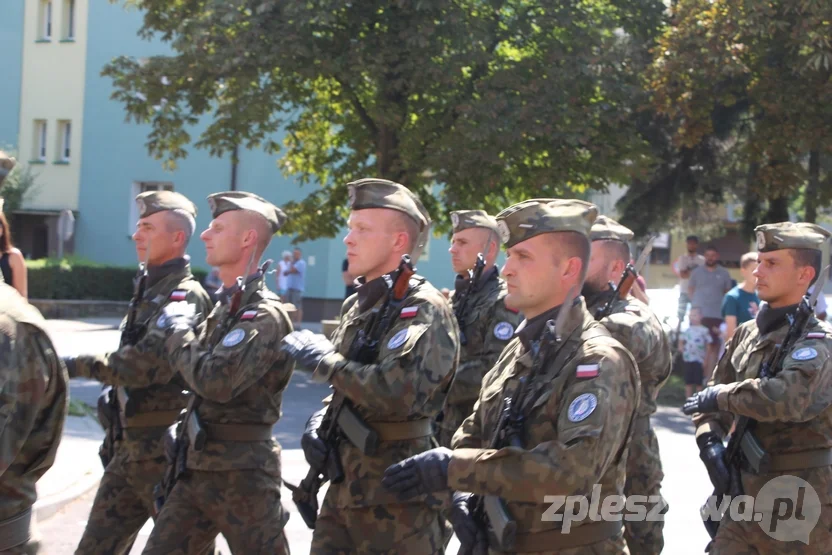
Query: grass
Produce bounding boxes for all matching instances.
[68,399,96,419]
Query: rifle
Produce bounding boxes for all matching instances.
[288,255,416,529]
[454,253,486,346]
[594,237,654,321]
[699,267,829,547]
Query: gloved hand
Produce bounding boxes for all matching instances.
[450,492,487,555]
[160,301,198,334]
[97,387,113,430]
[62,356,78,378]
[381,447,452,500]
[682,386,721,415]
[302,408,329,473]
[163,423,179,464]
[697,432,730,493]
[280,330,336,370]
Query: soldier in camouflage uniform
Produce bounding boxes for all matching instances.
[281,179,459,553]
[67,191,213,555]
[583,216,671,555]
[384,199,640,554]
[144,191,294,554]
[684,222,832,553]
[440,210,522,447]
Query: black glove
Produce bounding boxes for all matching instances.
[62,356,78,378]
[683,386,721,415]
[280,330,336,370]
[302,408,329,473]
[163,423,179,464]
[697,432,730,493]
[450,492,487,555]
[97,387,113,430]
[381,447,452,500]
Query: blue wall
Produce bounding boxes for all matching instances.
[0,0,25,148]
[76,1,459,299]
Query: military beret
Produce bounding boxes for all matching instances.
[590,215,634,243]
[136,190,197,220]
[0,151,16,185]
[347,178,429,230]
[450,209,499,235]
[755,222,831,252]
[207,191,287,234]
[495,199,598,249]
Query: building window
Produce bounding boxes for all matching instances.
[129,181,174,233]
[57,120,71,161]
[40,1,53,40]
[63,0,76,39]
[33,120,47,161]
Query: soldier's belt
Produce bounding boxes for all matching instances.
[0,507,31,551]
[755,448,832,473]
[503,520,622,552]
[202,422,274,442]
[124,411,181,428]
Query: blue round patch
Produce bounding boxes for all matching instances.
[156,314,168,328]
[567,393,598,423]
[493,322,515,341]
[791,347,818,361]
[222,328,246,348]
[387,328,409,350]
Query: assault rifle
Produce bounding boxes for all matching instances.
[454,253,486,346]
[594,237,654,321]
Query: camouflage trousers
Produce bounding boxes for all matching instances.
[623,422,667,555]
[143,469,289,555]
[1,511,40,555]
[76,457,167,554]
[709,504,832,554]
[312,493,444,554]
[486,532,628,554]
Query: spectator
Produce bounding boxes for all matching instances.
[276,250,291,299]
[342,258,356,299]
[0,210,27,298]
[809,283,827,321]
[284,247,307,325]
[203,267,223,303]
[673,235,705,324]
[679,307,711,398]
[688,244,733,380]
[721,252,760,340]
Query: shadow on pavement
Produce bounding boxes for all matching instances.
[653,406,696,435]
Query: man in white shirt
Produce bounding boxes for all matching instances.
[674,235,705,324]
[276,250,291,299]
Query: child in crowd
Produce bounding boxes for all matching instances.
[679,307,712,398]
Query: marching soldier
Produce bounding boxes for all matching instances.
[684,222,832,552]
[143,191,294,554]
[67,191,213,554]
[383,199,640,554]
[440,210,522,447]
[583,216,672,555]
[280,179,459,553]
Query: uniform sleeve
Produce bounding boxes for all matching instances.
[74,288,209,387]
[692,330,742,439]
[164,306,293,403]
[314,296,459,416]
[447,347,638,502]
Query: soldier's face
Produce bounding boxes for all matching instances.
[132,212,178,266]
[753,250,812,305]
[201,212,244,267]
[449,228,490,274]
[584,243,616,292]
[344,209,399,279]
[502,234,576,318]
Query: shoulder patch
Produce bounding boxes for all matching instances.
[576,364,600,379]
[792,347,818,361]
[400,306,419,319]
[806,332,826,339]
[568,393,598,422]
[240,309,258,320]
[169,290,187,301]
[387,328,410,349]
[156,314,168,328]
[493,321,515,340]
[222,328,246,348]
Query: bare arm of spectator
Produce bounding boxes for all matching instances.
[8,248,27,298]
[688,269,697,298]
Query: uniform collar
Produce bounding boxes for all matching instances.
[356,269,401,313]
[217,269,265,306]
[454,265,499,295]
[755,302,799,336]
[146,256,189,289]
[515,297,584,350]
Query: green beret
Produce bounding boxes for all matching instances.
[450,210,499,235]
[0,151,16,186]
[347,178,429,229]
[590,215,634,243]
[495,199,598,249]
[755,222,831,252]
[136,190,197,220]
[207,191,287,234]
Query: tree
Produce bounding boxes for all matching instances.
[104,0,665,240]
[0,153,39,230]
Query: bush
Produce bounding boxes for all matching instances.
[27,257,208,301]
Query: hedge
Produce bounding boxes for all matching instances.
[27,258,207,301]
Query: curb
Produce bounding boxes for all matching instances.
[34,468,102,522]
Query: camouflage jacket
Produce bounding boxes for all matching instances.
[448,299,640,536]
[446,266,522,409]
[587,293,672,417]
[693,310,832,500]
[74,258,212,463]
[162,273,293,476]
[312,271,459,507]
[0,283,68,519]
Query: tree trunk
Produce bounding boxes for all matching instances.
[805,150,820,223]
[765,194,790,223]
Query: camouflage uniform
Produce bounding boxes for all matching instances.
[72,192,212,555]
[0,282,68,554]
[143,192,294,555]
[449,200,640,554]
[585,216,672,555]
[442,210,522,447]
[692,222,832,554]
[305,180,459,553]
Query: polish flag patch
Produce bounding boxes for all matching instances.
[400,306,419,319]
[807,332,826,339]
[240,310,258,320]
[576,364,600,379]
[169,290,187,301]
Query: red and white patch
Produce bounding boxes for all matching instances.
[807,332,826,339]
[240,310,258,320]
[169,290,187,301]
[400,306,419,319]
[576,364,600,379]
